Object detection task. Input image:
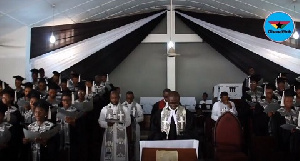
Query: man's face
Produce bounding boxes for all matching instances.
[60,82,67,90]
[221,95,229,103]
[40,71,45,78]
[101,76,107,82]
[32,73,38,80]
[168,96,180,110]
[38,82,46,91]
[202,94,207,100]
[163,92,169,101]
[248,68,255,76]
[15,80,22,88]
[85,81,92,88]
[34,107,46,122]
[2,94,11,105]
[53,75,59,82]
[48,89,56,98]
[278,82,285,91]
[62,96,72,108]
[72,77,79,84]
[284,97,293,110]
[126,94,134,104]
[110,93,119,105]
[266,89,273,99]
[296,89,300,98]
[30,97,38,111]
[250,81,257,91]
[24,87,32,97]
[95,76,101,83]
[78,90,85,99]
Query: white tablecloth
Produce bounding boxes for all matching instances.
[140,97,197,114]
[140,139,199,160]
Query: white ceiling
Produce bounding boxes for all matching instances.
[0,0,299,38]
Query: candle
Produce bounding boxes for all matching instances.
[67,80,69,88]
[79,75,81,82]
[106,74,109,82]
[71,92,75,104]
[59,77,61,84]
[46,85,49,91]
[14,91,17,103]
[86,85,88,97]
[298,112,300,127]
[48,106,51,119]
[2,81,5,90]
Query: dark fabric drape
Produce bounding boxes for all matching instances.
[176,12,297,83]
[30,11,162,59]
[177,10,300,41]
[60,12,166,80]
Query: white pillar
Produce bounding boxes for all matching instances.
[25,27,32,81]
[166,11,176,91]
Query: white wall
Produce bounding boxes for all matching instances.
[0,26,29,87]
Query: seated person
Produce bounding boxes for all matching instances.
[149,91,197,140]
[211,92,238,121]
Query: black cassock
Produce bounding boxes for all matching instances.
[148,109,197,140]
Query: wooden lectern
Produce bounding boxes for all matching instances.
[140,140,199,161]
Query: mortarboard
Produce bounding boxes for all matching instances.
[30,69,39,74]
[13,75,25,81]
[22,82,33,89]
[52,71,60,76]
[277,78,286,84]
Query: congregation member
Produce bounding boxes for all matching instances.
[211,92,238,121]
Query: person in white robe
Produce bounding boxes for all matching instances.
[211,92,238,121]
[99,91,131,161]
[122,91,143,161]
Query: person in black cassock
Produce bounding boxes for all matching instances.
[0,103,13,160]
[1,89,23,160]
[22,100,60,161]
[149,91,197,140]
[57,92,87,161]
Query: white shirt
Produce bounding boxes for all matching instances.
[211,101,237,121]
[122,101,144,123]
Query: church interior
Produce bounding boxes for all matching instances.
[0,0,300,161]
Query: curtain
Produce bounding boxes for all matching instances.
[176,11,299,82]
[30,11,165,78]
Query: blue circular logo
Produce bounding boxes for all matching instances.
[264,11,294,42]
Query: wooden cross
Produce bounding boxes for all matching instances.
[118,111,125,122]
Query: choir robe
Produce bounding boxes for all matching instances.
[122,101,143,161]
[4,106,23,160]
[0,122,12,160]
[24,121,60,161]
[56,106,87,161]
[45,98,60,123]
[149,106,197,140]
[98,103,131,161]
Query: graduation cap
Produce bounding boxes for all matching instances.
[38,68,45,73]
[28,90,41,99]
[77,82,87,91]
[22,82,33,89]
[250,74,260,83]
[278,72,287,78]
[13,75,25,81]
[71,73,79,78]
[0,80,10,90]
[265,84,276,91]
[264,103,280,113]
[61,78,68,83]
[1,89,14,98]
[30,69,39,74]
[277,78,286,84]
[52,71,60,76]
[284,89,295,97]
[38,78,47,84]
[48,82,60,90]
